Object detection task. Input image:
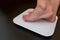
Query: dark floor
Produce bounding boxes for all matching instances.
[0,0,60,40]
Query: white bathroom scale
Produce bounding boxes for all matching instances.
[13,8,58,37]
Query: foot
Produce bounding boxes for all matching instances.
[23,5,55,22]
[23,7,46,22]
[23,0,57,22]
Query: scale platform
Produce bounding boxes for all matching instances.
[13,8,58,37]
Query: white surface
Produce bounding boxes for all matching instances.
[13,9,58,37]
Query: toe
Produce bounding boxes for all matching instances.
[23,15,28,21]
[46,16,56,22]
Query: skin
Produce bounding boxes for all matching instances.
[23,0,60,22]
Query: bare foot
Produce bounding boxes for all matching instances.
[23,7,46,22]
[23,0,59,22]
[23,5,55,22]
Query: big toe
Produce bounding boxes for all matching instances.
[46,16,56,22]
[23,15,28,21]
[23,15,32,22]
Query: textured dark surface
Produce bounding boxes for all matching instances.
[0,0,60,40]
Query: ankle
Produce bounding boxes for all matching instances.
[37,5,47,10]
[37,0,47,10]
